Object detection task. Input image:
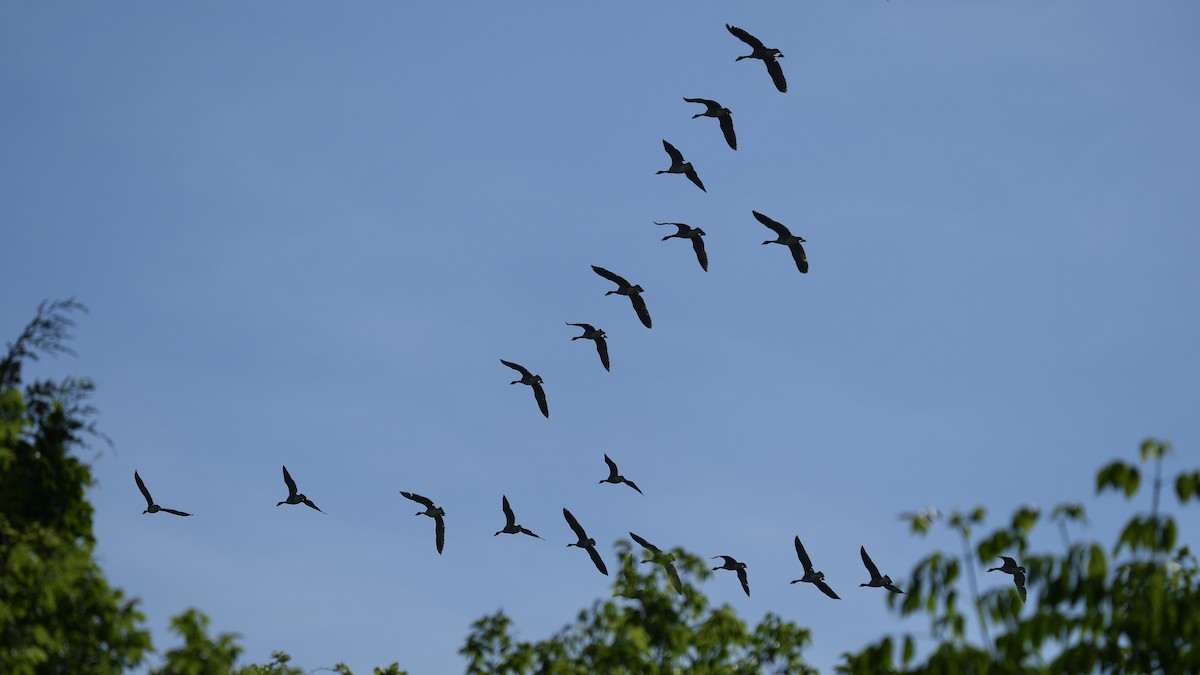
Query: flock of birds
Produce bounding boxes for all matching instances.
[132,22,1028,612]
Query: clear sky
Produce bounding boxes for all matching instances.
[2,2,1198,672]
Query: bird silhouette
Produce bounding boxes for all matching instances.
[500,359,549,418]
[401,491,446,554]
[754,211,808,274]
[563,508,608,576]
[987,556,1027,603]
[599,454,643,495]
[789,536,839,599]
[276,465,324,513]
[134,471,191,516]
[655,222,708,272]
[591,265,652,329]
[683,97,737,150]
[630,532,683,594]
[859,546,904,593]
[656,140,706,192]
[494,495,541,539]
[726,24,787,92]
[711,555,750,596]
[566,322,610,371]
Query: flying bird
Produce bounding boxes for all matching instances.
[683,97,737,150]
[563,508,608,576]
[630,532,683,594]
[655,221,708,272]
[726,24,787,93]
[753,210,808,274]
[656,140,706,193]
[500,359,549,418]
[591,265,652,329]
[401,491,446,554]
[566,322,610,371]
[859,546,904,593]
[711,555,750,596]
[789,536,840,599]
[599,454,643,495]
[987,556,1027,603]
[494,495,541,539]
[134,471,191,516]
[276,465,324,513]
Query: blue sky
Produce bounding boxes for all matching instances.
[2,1,1198,672]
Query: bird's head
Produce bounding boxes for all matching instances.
[761,240,773,246]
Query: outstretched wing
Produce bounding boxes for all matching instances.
[1000,556,1018,568]
[160,508,192,517]
[629,531,661,553]
[860,546,881,580]
[765,58,788,93]
[629,293,653,329]
[737,567,750,596]
[684,166,707,193]
[586,545,609,576]
[499,359,532,377]
[501,495,516,528]
[719,113,737,150]
[683,96,720,113]
[1013,570,1027,603]
[591,265,630,287]
[815,580,841,600]
[664,562,684,594]
[885,583,905,594]
[603,454,620,479]
[726,24,765,49]
[662,139,684,164]
[655,221,689,234]
[282,465,298,499]
[566,322,595,332]
[623,478,644,495]
[691,236,708,272]
[562,508,587,539]
[434,515,445,554]
[794,536,814,573]
[519,526,541,539]
[531,381,549,418]
[594,335,610,371]
[134,470,154,509]
[303,499,325,514]
[400,491,435,508]
[753,210,791,239]
[789,241,809,274]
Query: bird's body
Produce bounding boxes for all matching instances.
[500,359,549,418]
[631,532,683,594]
[683,97,737,150]
[599,454,643,495]
[591,265,652,328]
[656,140,706,192]
[655,222,708,272]
[726,24,787,93]
[134,471,191,517]
[711,555,750,596]
[494,495,541,539]
[988,556,1027,603]
[566,323,610,371]
[789,536,839,599]
[401,491,446,554]
[563,508,608,575]
[753,211,808,274]
[276,465,324,513]
[859,546,904,593]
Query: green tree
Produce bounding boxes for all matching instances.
[459,541,817,674]
[837,438,1200,673]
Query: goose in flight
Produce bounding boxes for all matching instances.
[859,546,904,593]
[711,555,750,596]
[655,221,708,272]
[494,495,541,539]
[500,359,549,418]
[630,532,683,594]
[134,471,191,516]
[726,24,787,93]
[591,265,652,328]
[656,140,706,193]
[563,508,608,576]
[987,556,1027,603]
[599,454,643,495]
[754,210,808,274]
[683,98,737,150]
[276,465,324,513]
[789,536,839,599]
[566,322,610,371]
[401,491,446,554]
